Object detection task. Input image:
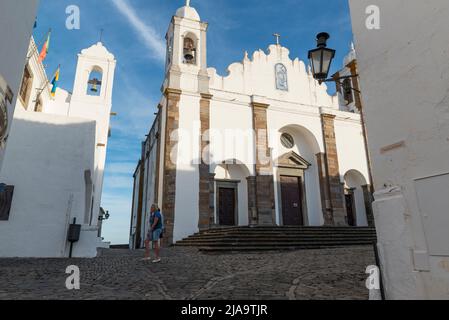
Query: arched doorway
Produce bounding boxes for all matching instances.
[343,170,368,226]
[273,124,323,226]
[213,160,251,226]
[276,151,311,226]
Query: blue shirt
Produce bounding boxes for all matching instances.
[150,210,163,230]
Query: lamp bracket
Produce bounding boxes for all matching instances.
[319,74,361,93]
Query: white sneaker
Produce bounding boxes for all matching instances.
[142,257,152,261]
[152,258,161,263]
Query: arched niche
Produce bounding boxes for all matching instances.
[213,159,251,227]
[273,124,323,227]
[343,169,369,227]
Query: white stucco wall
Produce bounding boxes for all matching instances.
[0,109,98,257]
[0,0,39,170]
[350,0,449,299]
[0,40,115,257]
[173,93,201,242]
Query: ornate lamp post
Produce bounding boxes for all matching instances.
[308,32,359,86]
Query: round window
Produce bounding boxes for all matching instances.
[280,133,294,149]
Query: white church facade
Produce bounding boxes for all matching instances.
[130,3,373,248]
[0,36,115,257]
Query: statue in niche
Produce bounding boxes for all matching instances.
[275,63,288,91]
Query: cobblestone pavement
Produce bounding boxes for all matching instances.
[0,246,375,300]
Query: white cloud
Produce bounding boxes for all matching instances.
[111,0,166,62]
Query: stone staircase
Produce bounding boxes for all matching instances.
[175,226,377,253]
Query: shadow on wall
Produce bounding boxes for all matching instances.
[0,115,101,258]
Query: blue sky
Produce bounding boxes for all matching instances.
[34,0,353,244]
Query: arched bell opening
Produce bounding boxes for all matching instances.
[86,66,103,96]
[183,33,197,65]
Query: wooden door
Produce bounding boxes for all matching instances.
[218,188,236,226]
[280,176,304,226]
[345,193,356,226]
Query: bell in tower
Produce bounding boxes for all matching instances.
[183,37,196,64]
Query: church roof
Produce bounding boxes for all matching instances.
[176,5,200,21]
[80,42,115,61]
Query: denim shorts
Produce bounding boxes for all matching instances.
[147,228,162,241]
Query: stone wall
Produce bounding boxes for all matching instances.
[321,114,347,226]
[161,88,181,245]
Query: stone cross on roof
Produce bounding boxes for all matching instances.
[186,0,191,7]
[273,33,281,45]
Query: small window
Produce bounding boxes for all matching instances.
[281,133,295,149]
[19,65,33,108]
[342,78,353,104]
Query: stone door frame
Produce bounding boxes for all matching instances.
[275,152,311,227]
[215,179,240,226]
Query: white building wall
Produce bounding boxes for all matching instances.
[209,97,254,166]
[0,40,115,257]
[173,94,201,242]
[334,113,370,183]
[350,0,449,299]
[0,109,98,257]
[0,0,39,170]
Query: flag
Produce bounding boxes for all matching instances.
[38,31,51,63]
[51,66,60,97]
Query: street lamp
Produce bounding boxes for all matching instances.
[308,32,358,85]
[308,32,335,83]
[98,209,110,221]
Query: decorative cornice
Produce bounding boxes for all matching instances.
[321,113,336,120]
[252,102,270,109]
[200,93,213,100]
[164,88,182,97]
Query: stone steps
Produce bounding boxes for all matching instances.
[198,243,374,253]
[177,238,376,245]
[188,233,375,240]
[176,226,377,252]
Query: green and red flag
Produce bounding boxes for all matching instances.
[38,31,51,63]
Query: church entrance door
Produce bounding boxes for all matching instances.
[345,192,356,226]
[218,187,236,226]
[280,175,304,226]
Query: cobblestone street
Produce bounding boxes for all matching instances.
[0,246,375,300]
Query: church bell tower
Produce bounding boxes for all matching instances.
[163,0,209,94]
[69,42,116,226]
